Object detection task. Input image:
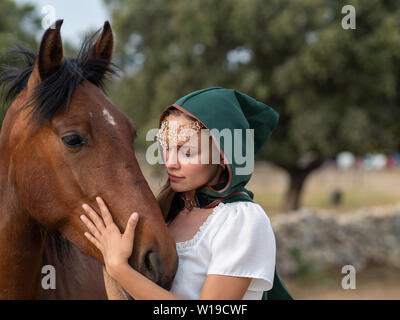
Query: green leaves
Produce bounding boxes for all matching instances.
[0,0,39,129]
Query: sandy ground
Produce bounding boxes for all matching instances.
[285,264,400,300]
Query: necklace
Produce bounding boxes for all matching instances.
[180,193,198,211]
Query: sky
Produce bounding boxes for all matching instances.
[15,0,110,46]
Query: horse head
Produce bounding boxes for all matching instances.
[0,20,177,298]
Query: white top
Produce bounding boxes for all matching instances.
[169,201,276,300]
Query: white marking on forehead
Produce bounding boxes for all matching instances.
[102,108,116,126]
[89,112,93,117]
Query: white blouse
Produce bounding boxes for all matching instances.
[169,201,276,300]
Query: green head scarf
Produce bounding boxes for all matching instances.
[159,86,279,206]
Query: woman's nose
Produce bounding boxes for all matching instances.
[165,149,179,169]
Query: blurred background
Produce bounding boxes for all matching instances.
[0,0,399,299]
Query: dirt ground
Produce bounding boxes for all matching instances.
[284,264,400,300]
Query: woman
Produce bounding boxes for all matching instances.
[80,87,291,300]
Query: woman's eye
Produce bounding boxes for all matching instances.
[62,134,87,148]
[181,148,197,157]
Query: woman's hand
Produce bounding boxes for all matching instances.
[80,196,139,277]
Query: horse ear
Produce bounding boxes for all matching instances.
[91,21,113,62]
[37,20,64,81]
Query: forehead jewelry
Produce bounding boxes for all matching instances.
[156,118,203,149]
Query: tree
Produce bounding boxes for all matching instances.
[104,0,400,211]
[0,0,40,128]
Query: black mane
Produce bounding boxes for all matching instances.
[0,29,118,129]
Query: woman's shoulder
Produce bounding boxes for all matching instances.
[209,201,272,238]
[207,201,276,289]
[215,201,271,222]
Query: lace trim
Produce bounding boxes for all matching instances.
[175,202,227,251]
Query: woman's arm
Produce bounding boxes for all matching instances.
[200,275,251,300]
[80,196,252,300]
[108,262,251,300]
[102,266,133,300]
[108,262,182,300]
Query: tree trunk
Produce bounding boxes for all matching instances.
[283,169,311,212]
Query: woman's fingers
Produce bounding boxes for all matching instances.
[82,203,106,233]
[80,214,102,239]
[84,231,103,251]
[122,212,139,242]
[96,196,115,227]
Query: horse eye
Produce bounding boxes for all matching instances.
[62,134,87,148]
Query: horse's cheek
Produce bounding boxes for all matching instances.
[15,161,61,227]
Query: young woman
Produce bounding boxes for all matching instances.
[80,87,289,300]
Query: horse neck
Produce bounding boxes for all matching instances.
[0,98,46,299]
[0,171,46,299]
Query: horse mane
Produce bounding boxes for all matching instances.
[0,28,119,129]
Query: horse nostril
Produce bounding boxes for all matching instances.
[142,250,173,290]
[143,250,160,281]
[144,250,154,273]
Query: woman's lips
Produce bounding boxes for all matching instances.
[168,173,184,181]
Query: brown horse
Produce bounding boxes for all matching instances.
[0,20,178,299]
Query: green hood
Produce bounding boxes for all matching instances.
[159,86,279,204]
[160,87,293,300]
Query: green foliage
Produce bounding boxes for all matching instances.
[105,0,400,161]
[0,0,40,128]
[0,0,39,52]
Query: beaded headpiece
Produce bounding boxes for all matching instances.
[156,118,203,149]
